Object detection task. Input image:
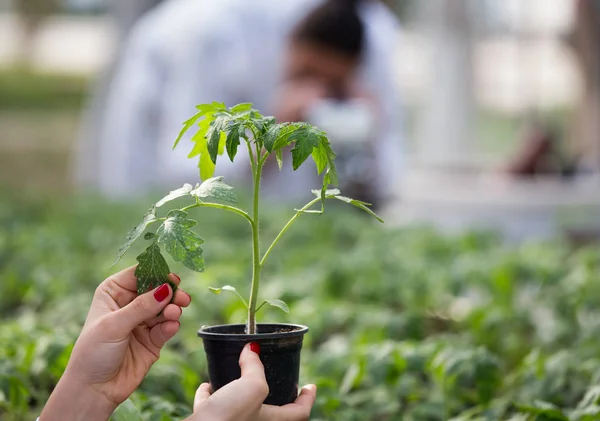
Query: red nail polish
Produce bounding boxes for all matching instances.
[185,291,192,302]
[154,284,170,302]
[249,342,261,355]
[172,273,181,282]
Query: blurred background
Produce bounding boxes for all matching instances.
[1,0,599,240]
[3,1,600,420]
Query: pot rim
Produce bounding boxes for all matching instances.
[197,323,309,341]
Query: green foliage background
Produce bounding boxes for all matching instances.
[2,192,600,421]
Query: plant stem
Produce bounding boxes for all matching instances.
[247,145,264,334]
[181,202,254,228]
[260,197,321,267]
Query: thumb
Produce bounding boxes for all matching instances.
[239,342,267,384]
[111,283,173,336]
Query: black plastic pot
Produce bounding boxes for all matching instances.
[197,323,309,406]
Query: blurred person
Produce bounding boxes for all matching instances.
[39,266,317,421]
[73,0,165,188]
[77,0,403,208]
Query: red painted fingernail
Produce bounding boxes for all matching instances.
[249,342,261,355]
[154,284,170,302]
[172,273,181,282]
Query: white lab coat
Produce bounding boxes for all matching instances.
[93,0,404,202]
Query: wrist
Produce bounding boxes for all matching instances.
[40,372,117,421]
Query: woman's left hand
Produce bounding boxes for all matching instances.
[41,266,192,421]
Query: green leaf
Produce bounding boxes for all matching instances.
[173,114,203,150]
[156,210,205,272]
[206,115,229,164]
[312,189,384,223]
[156,183,194,207]
[113,206,157,266]
[144,232,155,240]
[199,149,216,180]
[135,243,172,295]
[209,285,248,308]
[289,127,322,170]
[231,103,253,113]
[262,123,296,152]
[276,148,283,170]
[264,299,290,313]
[335,196,384,223]
[192,176,237,204]
[112,399,144,421]
[317,138,338,185]
[225,122,243,162]
[173,102,224,149]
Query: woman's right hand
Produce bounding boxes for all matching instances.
[187,343,317,421]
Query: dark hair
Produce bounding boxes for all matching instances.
[292,0,365,58]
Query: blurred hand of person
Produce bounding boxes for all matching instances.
[40,266,192,421]
[187,343,317,421]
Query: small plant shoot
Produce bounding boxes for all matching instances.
[113,102,383,334]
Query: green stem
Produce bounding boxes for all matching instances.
[260,197,321,267]
[245,139,256,174]
[181,202,254,228]
[247,145,264,334]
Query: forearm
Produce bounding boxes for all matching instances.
[40,372,116,421]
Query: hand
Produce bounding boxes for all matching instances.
[41,266,192,421]
[188,343,317,421]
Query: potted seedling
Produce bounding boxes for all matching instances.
[113,102,383,405]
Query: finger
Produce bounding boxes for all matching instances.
[149,320,180,349]
[110,283,173,336]
[294,385,318,409]
[193,383,212,412]
[173,288,192,308]
[168,273,182,287]
[144,303,183,328]
[258,385,317,421]
[106,265,139,293]
[239,343,267,384]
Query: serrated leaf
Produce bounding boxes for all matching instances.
[135,243,172,295]
[192,176,237,204]
[226,122,242,161]
[311,190,384,223]
[207,115,229,164]
[156,210,205,272]
[262,123,297,152]
[156,184,194,207]
[289,127,322,170]
[199,149,216,180]
[317,137,338,185]
[334,196,384,223]
[265,299,290,313]
[174,102,224,149]
[231,103,253,113]
[113,206,157,266]
[173,113,203,150]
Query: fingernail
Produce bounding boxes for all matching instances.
[172,273,181,282]
[249,342,261,355]
[185,291,192,302]
[154,284,170,302]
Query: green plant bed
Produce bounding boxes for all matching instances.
[1,192,600,420]
[0,69,88,111]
